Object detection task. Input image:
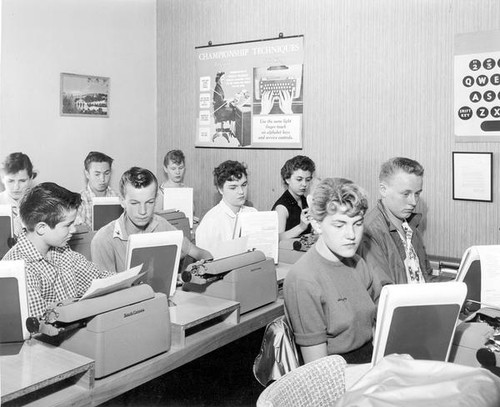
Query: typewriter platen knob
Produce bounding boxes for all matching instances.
[181,270,192,283]
[26,317,40,334]
[477,346,500,367]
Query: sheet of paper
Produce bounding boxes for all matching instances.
[163,187,194,227]
[211,236,248,260]
[79,264,144,301]
[456,246,479,281]
[239,211,279,263]
[476,246,500,307]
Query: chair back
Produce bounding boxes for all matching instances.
[256,355,346,407]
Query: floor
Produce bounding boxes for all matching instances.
[101,327,266,406]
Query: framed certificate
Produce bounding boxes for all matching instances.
[452,152,493,202]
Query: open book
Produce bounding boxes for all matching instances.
[80,264,145,301]
[456,245,500,309]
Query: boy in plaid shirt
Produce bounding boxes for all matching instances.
[3,182,114,318]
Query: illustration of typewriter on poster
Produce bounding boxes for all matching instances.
[253,64,303,115]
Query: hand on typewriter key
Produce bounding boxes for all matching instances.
[278,90,293,114]
[260,91,274,115]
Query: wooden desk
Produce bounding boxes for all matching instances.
[92,298,283,406]
[169,290,240,347]
[2,298,284,406]
[1,341,95,407]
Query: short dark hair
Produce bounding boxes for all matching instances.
[311,178,368,222]
[280,155,315,184]
[213,160,248,190]
[163,150,185,167]
[119,167,158,197]
[215,71,225,82]
[379,157,424,182]
[20,182,82,232]
[84,151,114,171]
[1,152,36,178]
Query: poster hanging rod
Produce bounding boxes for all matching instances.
[195,33,303,49]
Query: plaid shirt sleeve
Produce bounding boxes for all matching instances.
[25,267,48,318]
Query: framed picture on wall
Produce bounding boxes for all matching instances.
[60,73,110,117]
[452,152,493,202]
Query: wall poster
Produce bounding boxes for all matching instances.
[455,30,500,142]
[195,35,304,149]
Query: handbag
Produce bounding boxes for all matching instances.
[253,315,302,387]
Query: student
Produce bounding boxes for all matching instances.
[2,182,114,318]
[195,160,256,253]
[161,150,186,189]
[272,155,315,241]
[77,151,118,229]
[284,178,381,364]
[156,149,186,211]
[360,157,432,285]
[91,167,211,273]
[0,152,37,236]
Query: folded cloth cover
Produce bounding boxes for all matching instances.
[335,354,500,407]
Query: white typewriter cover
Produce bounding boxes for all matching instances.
[372,282,467,366]
[0,260,29,341]
[91,196,122,231]
[125,230,183,297]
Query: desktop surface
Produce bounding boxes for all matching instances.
[1,340,94,405]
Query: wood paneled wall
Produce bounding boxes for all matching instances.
[157,0,500,258]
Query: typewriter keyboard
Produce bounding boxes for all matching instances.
[259,78,297,97]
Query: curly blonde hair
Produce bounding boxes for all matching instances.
[310,178,368,222]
